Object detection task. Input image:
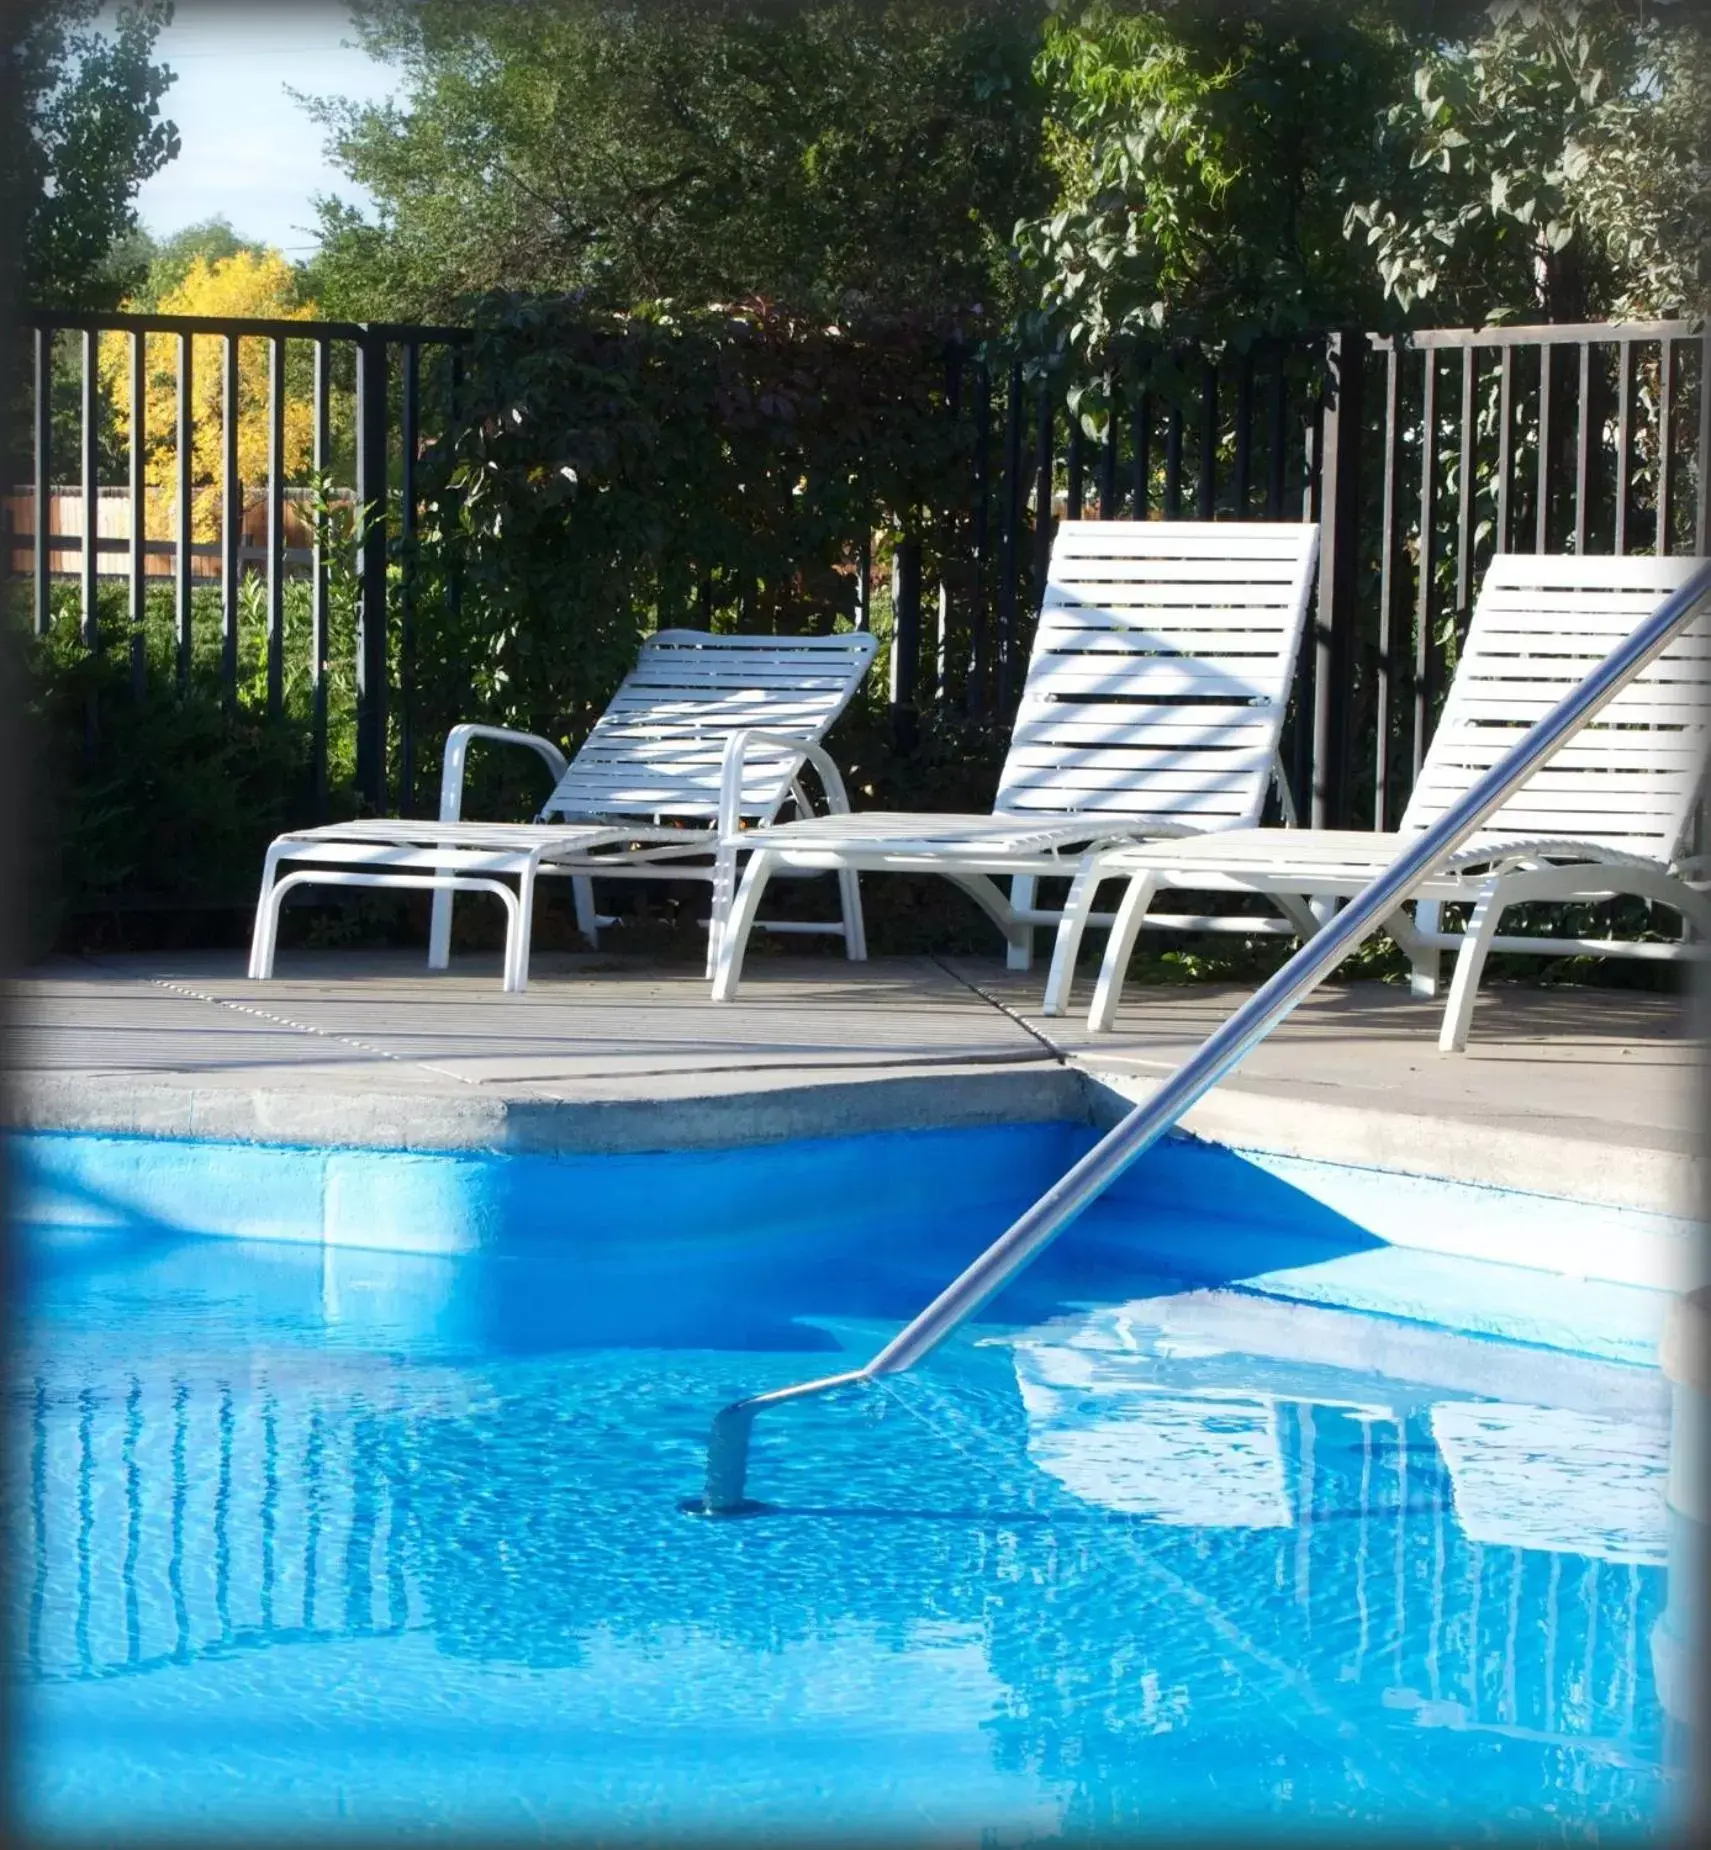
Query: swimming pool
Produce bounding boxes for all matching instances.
[8,1123,1689,1840]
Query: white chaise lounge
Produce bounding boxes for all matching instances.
[709,520,1321,1001]
[248,627,877,990]
[1042,552,1711,1050]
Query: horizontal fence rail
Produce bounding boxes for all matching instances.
[6,308,1706,847]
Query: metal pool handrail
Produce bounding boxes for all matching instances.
[695,561,1711,1515]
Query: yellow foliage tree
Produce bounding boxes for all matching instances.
[101,249,319,541]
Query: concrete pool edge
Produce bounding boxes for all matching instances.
[1085,1070,1706,1219]
[9,1116,1699,1365]
[9,1056,1703,1220]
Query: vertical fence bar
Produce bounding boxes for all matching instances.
[310,337,331,819]
[1099,373,1118,517]
[1266,351,1287,518]
[33,325,51,635]
[1536,341,1555,553]
[1494,346,1515,554]
[1310,330,1363,831]
[854,533,870,630]
[1573,340,1593,554]
[1290,383,1323,810]
[890,528,921,751]
[967,359,990,717]
[1065,411,1084,520]
[1197,357,1217,519]
[1613,338,1634,555]
[80,328,98,649]
[1031,383,1054,597]
[933,348,963,708]
[175,332,194,689]
[1454,344,1477,648]
[1657,338,1676,555]
[1233,351,1254,514]
[1303,391,1323,523]
[1131,386,1150,518]
[444,344,464,636]
[354,330,388,809]
[1375,338,1402,829]
[996,363,1022,714]
[266,335,286,717]
[128,331,146,701]
[222,334,241,705]
[399,340,420,810]
[1413,349,1440,781]
[1163,400,1183,518]
[1697,333,1711,556]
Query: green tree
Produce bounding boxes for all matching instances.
[103,214,272,311]
[7,0,180,309]
[1348,0,1708,323]
[299,0,1051,326]
[1011,1,1426,371]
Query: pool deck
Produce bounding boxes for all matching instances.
[7,949,1706,1218]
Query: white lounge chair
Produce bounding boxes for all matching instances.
[248,627,878,990]
[709,519,1321,1001]
[1044,553,1711,1050]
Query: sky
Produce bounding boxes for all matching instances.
[129,2,402,255]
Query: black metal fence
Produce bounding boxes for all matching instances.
[918,320,1708,830]
[12,310,467,812]
[10,308,1706,831]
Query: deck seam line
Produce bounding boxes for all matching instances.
[138,976,500,1092]
[927,956,1072,1066]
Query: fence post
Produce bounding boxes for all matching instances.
[222,334,241,707]
[1310,329,1365,831]
[891,526,922,752]
[175,332,194,690]
[967,359,990,717]
[996,363,1023,714]
[33,326,51,636]
[354,329,389,810]
[80,329,99,652]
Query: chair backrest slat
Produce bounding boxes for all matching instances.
[995,520,1320,827]
[1400,554,1710,861]
[540,629,877,822]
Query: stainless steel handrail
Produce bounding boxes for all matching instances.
[694,562,1711,1514]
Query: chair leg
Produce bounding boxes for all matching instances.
[571,875,600,949]
[247,844,288,980]
[706,844,738,979]
[837,867,867,962]
[1274,893,1322,941]
[711,851,778,1001]
[1088,874,1160,1033]
[428,880,455,970]
[1042,862,1104,1017]
[504,861,539,994]
[1007,874,1037,972]
[1437,885,1504,1053]
[1410,898,1443,1000]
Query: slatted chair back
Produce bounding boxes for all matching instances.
[1400,554,1710,861]
[994,520,1320,831]
[539,629,878,824]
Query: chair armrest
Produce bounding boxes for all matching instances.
[717,729,854,841]
[439,723,570,823]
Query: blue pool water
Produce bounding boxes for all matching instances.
[8,1126,1685,1841]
